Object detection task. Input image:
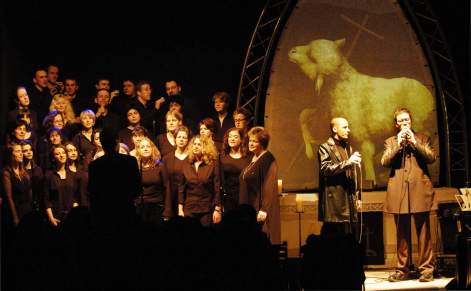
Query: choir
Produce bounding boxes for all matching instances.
[1,72,281,244]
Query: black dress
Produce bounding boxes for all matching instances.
[136,162,172,224]
[162,153,187,216]
[44,169,82,220]
[1,168,33,224]
[220,154,250,212]
[239,151,281,244]
[156,133,176,157]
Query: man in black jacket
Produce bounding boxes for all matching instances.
[318,117,362,237]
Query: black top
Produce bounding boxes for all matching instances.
[108,94,135,124]
[138,162,172,218]
[212,113,235,144]
[156,133,176,158]
[129,99,158,136]
[72,131,97,170]
[2,168,33,221]
[95,109,121,132]
[220,154,250,205]
[69,93,92,117]
[44,169,81,219]
[178,159,221,214]
[26,165,44,211]
[29,85,52,122]
[162,152,187,204]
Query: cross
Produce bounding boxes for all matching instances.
[340,14,385,59]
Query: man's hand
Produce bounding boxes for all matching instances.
[257,210,267,222]
[155,97,166,110]
[348,152,362,166]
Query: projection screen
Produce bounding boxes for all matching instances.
[265,0,440,192]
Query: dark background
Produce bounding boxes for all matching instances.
[0,0,469,145]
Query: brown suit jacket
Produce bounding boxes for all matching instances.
[381,132,437,214]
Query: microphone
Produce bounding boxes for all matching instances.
[400,124,411,147]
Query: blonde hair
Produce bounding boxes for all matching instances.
[187,135,218,165]
[135,137,161,169]
[80,109,96,122]
[50,94,76,123]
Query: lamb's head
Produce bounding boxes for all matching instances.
[289,38,346,94]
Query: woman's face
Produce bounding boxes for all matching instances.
[166,115,181,132]
[192,138,202,156]
[53,114,64,129]
[138,139,152,158]
[175,131,189,149]
[233,113,247,130]
[94,132,102,147]
[214,98,227,113]
[53,147,67,165]
[55,98,66,112]
[127,109,141,125]
[14,125,27,140]
[17,88,30,107]
[21,144,34,161]
[248,136,263,154]
[12,145,23,163]
[49,131,62,145]
[228,130,241,149]
[81,114,95,129]
[65,144,78,161]
[132,134,144,146]
[199,124,212,138]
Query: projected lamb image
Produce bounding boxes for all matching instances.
[288,38,435,183]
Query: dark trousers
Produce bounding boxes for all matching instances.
[187,211,212,227]
[136,203,163,225]
[394,212,434,275]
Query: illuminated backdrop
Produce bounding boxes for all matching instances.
[265,0,439,191]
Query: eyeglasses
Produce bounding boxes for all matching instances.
[234,118,246,122]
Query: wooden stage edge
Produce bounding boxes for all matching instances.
[280,187,460,264]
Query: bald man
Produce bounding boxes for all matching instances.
[318,117,362,236]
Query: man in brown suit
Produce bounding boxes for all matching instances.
[381,108,437,282]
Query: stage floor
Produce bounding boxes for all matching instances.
[364,269,454,291]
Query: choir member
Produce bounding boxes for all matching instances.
[156,110,182,157]
[134,137,172,224]
[239,127,281,244]
[44,145,81,226]
[72,110,97,170]
[178,135,221,226]
[199,117,221,151]
[118,106,142,151]
[2,142,33,226]
[65,141,89,207]
[37,127,65,170]
[220,127,250,212]
[162,125,190,216]
[21,140,43,212]
[49,93,77,124]
[8,86,39,135]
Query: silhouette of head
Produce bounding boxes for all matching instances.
[100,127,119,153]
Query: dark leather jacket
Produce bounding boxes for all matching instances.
[318,137,357,222]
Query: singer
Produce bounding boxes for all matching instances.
[381,108,437,282]
[318,117,361,237]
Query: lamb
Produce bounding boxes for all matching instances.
[288,38,435,183]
